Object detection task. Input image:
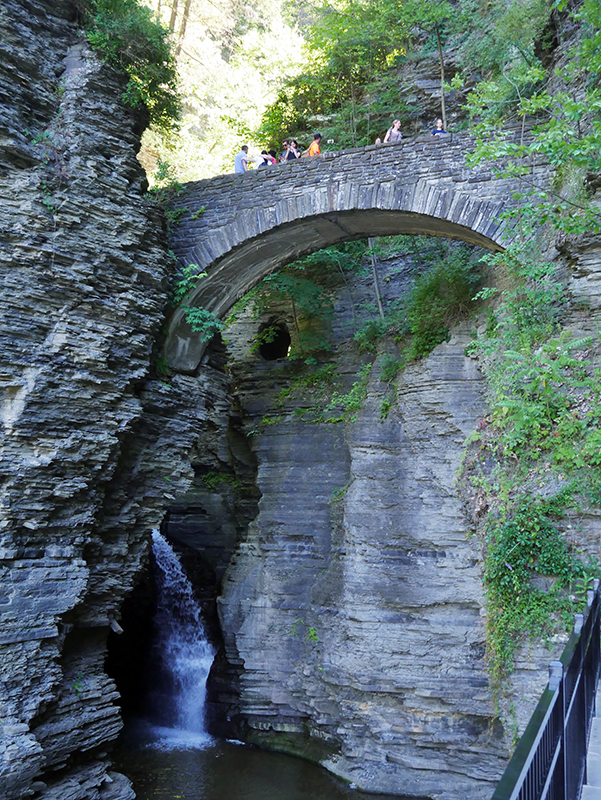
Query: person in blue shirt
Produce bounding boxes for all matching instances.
[431,118,447,135]
[234,145,249,173]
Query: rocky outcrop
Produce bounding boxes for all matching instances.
[174,227,601,798]
[210,287,506,798]
[2,4,600,800]
[0,3,195,797]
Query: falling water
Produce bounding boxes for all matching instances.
[116,532,418,799]
[148,529,215,749]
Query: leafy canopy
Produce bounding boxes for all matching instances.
[78,0,180,131]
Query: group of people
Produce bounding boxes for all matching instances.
[374,117,447,144]
[234,120,446,173]
[234,134,323,173]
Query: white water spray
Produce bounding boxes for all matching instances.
[149,530,215,748]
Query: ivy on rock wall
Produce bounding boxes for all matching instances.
[457,0,601,728]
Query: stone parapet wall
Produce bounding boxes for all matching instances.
[165,127,551,372]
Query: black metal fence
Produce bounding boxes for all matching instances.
[491,579,601,800]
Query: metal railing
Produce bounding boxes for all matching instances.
[491,579,601,800]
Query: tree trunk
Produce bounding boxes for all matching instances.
[176,0,193,57]
[349,72,357,147]
[435,22,447,130]
[368,238,384,320]
[169,0,179,31]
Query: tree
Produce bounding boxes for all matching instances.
[175,0,194,56]
[399,0,454,129]
[469,0,601,235]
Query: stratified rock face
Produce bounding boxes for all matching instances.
[0,3,184,797]
[206,226,601,798]
[197,256,505,800]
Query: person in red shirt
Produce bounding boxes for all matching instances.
[308,133,322,156]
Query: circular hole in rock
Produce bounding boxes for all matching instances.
[258,322,291,360]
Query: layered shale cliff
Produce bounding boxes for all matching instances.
[177,261,511,800]
[0,3,206,797]
[3,4,601,800]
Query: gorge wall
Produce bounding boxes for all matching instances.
[212,291,505,800]
[0,3,206,797]
[2,3,601,800]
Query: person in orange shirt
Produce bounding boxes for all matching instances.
[308,133,322,156]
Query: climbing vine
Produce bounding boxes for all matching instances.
[460,240,601,716]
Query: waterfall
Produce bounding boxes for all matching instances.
[148,530,215,749]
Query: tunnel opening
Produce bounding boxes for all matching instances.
[258,320,291,360]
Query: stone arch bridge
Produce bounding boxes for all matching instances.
[167,130,549,372]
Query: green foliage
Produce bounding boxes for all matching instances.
[354,318,387,353]
[380,353,403,383]
[379,398,393,419]
[275,365,338,406]
[242,243,366,361]
[483,492,589,691]
[78,0,180,131]
[318,363,372,423]
[289,617,318,643]
[155,355,170,378]
[170,260,220,344]
[72,672,85,699]
[331,482,350,501]
[257,0,554,146]
[458,3,601,691]
[274,362,373,425]
[485,333,598,464]
[147,159,189,229]
[403,245,480,359]
[355,242,480,360]
[182,306,223,342]
[255,0,403,146]
[463,236,601,705]
[468,0,601,234]
[250,324,282,353]
[201,471,237,491]
[172,263,207,305]
[453,0,550,118]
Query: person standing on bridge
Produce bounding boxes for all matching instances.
[308,133,322,156]
[234,145,250,173]
[383,119,402,143]
[431,118,447,136]
[280,139,296,162]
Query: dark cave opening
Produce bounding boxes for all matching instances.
[258,321,291,360]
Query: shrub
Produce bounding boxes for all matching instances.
[404,246,479,359]
[77,0,180,132]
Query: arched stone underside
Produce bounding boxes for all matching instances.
[167,130,551,372]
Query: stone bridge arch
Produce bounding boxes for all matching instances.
[166,130,549,372]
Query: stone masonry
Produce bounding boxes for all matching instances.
[166,130,551,372]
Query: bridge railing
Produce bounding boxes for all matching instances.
[491,578,600,800]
